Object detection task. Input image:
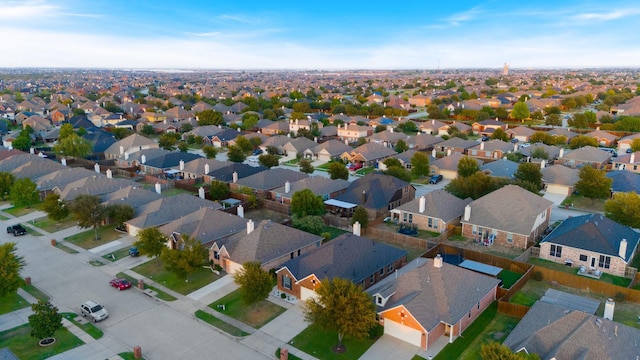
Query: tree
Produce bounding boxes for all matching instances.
[202,145,218,159]
[510,101,530,121]
[292,215,325,235]
[545,113,562,126]
[394,139,408,153]
[42,193,69,223]
[177,141,189,152]
[28,300,63,340]
[0,171,15,201]
[410,152,430,178]
[209,180,230,201]
[58,123,75,139]
[291,189,325,218]
[54,133,92,159]
[106,204,134,229]
[446,172,506,200]
[9,178,39,208]
[11,128,32,151]
[304,278,377,352]
[233,261,273,306]
[0,242,25,298]
[351,206,369,229]
[258,154,279,168]
[158,133,180,150]
[630,138,640,152]
[134,227,167,261]
[141,124,155,136]
[111,127,132,140]
[605,192,640,228]
[383,158,402,169]
[384,166,412,182]
[529,131,554,145]
[458,156,480,177]
[197,110,224,126]
[491,127,509,141]
[530,147,549,160]
[68,194,106,240]
[328,162,349,180]
[480,341,540,360]
[235,136,254,153]
[226,145,246,162]
[569,135,598,149]
[514,163,543,190]
[160,235,207,281]
[299,158,315,174]
[575,166,612,202]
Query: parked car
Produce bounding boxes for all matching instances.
[397,223,418,237]
[252,148,263,156]
[348,162,363,171]
[80,300,109,322]
[481,136,490,142]
[429,174,443,184]
[109,278,132,291]
[129,246,140,257]
[6,224,27,236]
[247,155,259,162]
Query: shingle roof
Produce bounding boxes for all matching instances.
[100,185,162,209]
[561,146,611,163]
[480,158,519,178]
[431,153,483,171]
[541,165,579,186]
[606,170,640,193]
[208,163,267,182]
[349,142,397,162]
[335,173,411,210]
[158,207,247,245]
[308,139,352,157]
[393,190,471,223]
[126,194,221,229]
[235,168,308,191]
[271,176,350,199]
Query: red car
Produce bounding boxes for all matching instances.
[109,278,132,291]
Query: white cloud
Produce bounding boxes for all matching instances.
[572,8,640,21]
[0,0,100,21]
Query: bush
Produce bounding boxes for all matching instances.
[281,292,287,299]
[614,292,625,302]
[321,232,331,242]
[368,324,384,339]
[532,271,543,281]
[214,264,223,272]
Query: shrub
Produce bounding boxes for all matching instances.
[614,292,625,302]
[368,324,384,339]
[321,232,331,242]
[532,271,543,281]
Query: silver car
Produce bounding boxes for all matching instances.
[80,300,109,322]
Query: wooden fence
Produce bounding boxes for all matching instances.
[365,226,440,250]
[497,301,530,318]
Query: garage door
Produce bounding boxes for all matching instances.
[545,184,570,195]
[300,286,317,301]
[384,319,422,347]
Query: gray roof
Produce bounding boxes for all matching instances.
[177,158,228,175]
[437,137,479,150]
[271,176,350,199]
[126,193,221,229]
[393,190,471,223]
[468,139,515,153]
[0,153,64,179]
[158,207,247,245]
[335,173,412,210]
[235,168,308,191]
[503,301,640,360]
[480,158,519,178]
[539,289,600,314]
[405,133,443,148]
[431,153,483,171]
[308,139,352,157]
[100,185,162,209]
[606,170,640,193]
[56,176,139,201]
[541,214,640,262]
[561,146,611,163]
[36,167,98,191]
[104,133,157,156]
[463,184,553,235]
[278,233,407,283]
[518,143,562,159]
[207,163,267,182]
[349,142,398,162]
[541,164,580,186]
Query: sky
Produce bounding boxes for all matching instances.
[1,0,640,70]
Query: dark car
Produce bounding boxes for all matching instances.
[252,148,263,156]
[129,246,140,257]
[481,135,490,142]
[6,224,27,236]
[429,174,443,184]
[397,223,418,237]
[109,278,132,291]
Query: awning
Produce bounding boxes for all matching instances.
[324,199,357,209]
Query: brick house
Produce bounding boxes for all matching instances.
[390,190,471,233]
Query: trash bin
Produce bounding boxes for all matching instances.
[138,279,144,289]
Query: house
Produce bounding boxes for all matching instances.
[517,143,562,164]
[260,120,290,135]
[547,128,578,143]
[606,170,640,194]
[466,140,516,161]
[616,132,640,153]
[438,121,472,136]
[367,129,409,149]
[276,233,408,301]
[461,185,553,248]
[182,125,224,144]
[378,150,434,172]
[408,93,431,107]
[541,165,580,196]
[176,158,228,180]
[390,190,471,233]
[368,255,500,350]
[230,168,309,199]
[556,146,611,169]
[506,126,535,142]
[54,175,138,201]
[405,133,443,151]
[540,214,639,277]
[302,139,352,162]
[281,137,317,157]
[210,128,240,148]
[210,219,323,274]
[269,176,350,204]
[104,133,158,161]
[584,129,618,147]
[611,151,640,173]
[434,137,478,155]
[135,150,202,175]
[419,119,447,135]
[204,162,268,184]
[480,158,519,179]
[342,142,398,168]
[100,185,162,210]
[337,123,373,143]
[288,119,322,136]
[430,153,483,180]
[471,119,507,136]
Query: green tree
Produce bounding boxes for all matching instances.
[202,145,218,159]
[630,138,640,152]
[458,156,480,177]
[9,178,39,208]
[28,300,63,340]
[58,123,75,139]
[197,110,224,126]
[410,152,430,178]
[134,227,167,262]
[111,127,132,140]
[258,154,279,168]
[529,131,554,145]
[545,113,562,126]
[0,171,15,201]
[357,137,367,146]
[141,124,155,136]
[514,163,543,190]
[569,135,598,149]
[491,128,509,141]
[394,139,408,153]
[68,194,106,240]
[480,341,540,360]
[209,180,229,201]
[106,204,134,229]
[495,107,509,119]
[235,136,254,153]
[233,261,273,306]
[530,147,549,160]
[158,132,181,150]
[384,166,412,182]
[0,242,25,298]
[226,145,246,162]
[180,123,193,133]
[177,141,189,152]
[304,278,377,351]
[160,235,207,281]
[292,215,325,235]
[54,133,92,159]
[510,101,530,121]
[383,158,402,169]
[605,192,640,228]
[575,166,612,202]
[351,206,369,229]
[11,128,32,151]
[446,172,505,200]
[291,189,325,218]
[299,158,315,174]
[42,193,69,223]
[328,162,349,180]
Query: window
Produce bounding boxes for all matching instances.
[477,302,480,309]
[379,268,384,275]
[408,214,413,223]
[472,225,477,235]
[428,218,433,228]
[550,244,562,258]
[290,252,294,259]
[403,213,408,222]
[376,296,383,305]
[282,276,292,290]
[369,274,375,284]
[297,249,301,256]
[387,264,394,273]
[579,254,588,262]
[599,255,611,269]
[507,233,513,243]
[213,251,220,260]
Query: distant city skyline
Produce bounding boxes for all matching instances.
[1,0,639,70]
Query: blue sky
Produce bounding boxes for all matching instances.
[1,0,639,69]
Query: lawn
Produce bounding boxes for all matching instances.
[355,167,375,176]
[276,348,303,360]
[0,323,84,360]
[0,292,29,315]
[497,270,522,289]
[24,225,43,236]
[118,353,145,360]
[434,302,499,360]
[3,205,40,217]
[209,289,286,329]
[131,259,220,295]
[322,226,348,240]
[102,246,133,262]
[457,311,520,360]
[53,242,78,254]
[288,322,376,360]
[561,194,605,212]
[116,271,177,301]
[31,216,77,233]
[194,310,249,337]
[63,224,121,249]
[528,258,631,286]
[62,313,103,339]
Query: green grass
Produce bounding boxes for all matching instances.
[3,205,40,217]
[62,313,103,339]
[288,322,376,360]
[0,213,8,220]
[457,311,520,360]
[355,167,375,176]
[561,194,606,212]
[158,188,192,197]
[102,246,133,262]
[322,226,349,240]
[528,258,631,286]
[24,226,43,236]
[0,323,84,360]
[31,216,77,233]
[118,352,145,360]
[498,270,522,289]
[315,162,332,170]
[194,310,249,337]
[276,348,303,360]
[63,224,121,249]
[21,281,49,302]
[434,302,498,360]
[115,272,178,301]
[53,242,78,254]
[210,289,286,329]
[0,292,29,315]
[131,259,220,295]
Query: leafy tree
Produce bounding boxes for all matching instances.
[42,193,69,223]
[410,152,430,178]
[134,227,167,262]
[111,127,132,140]
[11,128,32,151]
[383,158,402,169]
[202,145,218,159]
[530,148,549,160]
[304,278,377,351]
[545,113,562,126]
[180,123,193,133]
[427,104,446,119]
[54,133,92,159]
[177,141,189,152]
[328,162,349,180]
[58,123,75,139]
[158,132,181,150]
[28,300,63,340]
[160,235,207,281]
[351,206,369,229]
[258,154,279,168]
[0,242,25,298]
[575,166,612,202]
[197,110,224,126]
[291,189,325,218]
[384,166,412,182]
[514,163,543,190]
[357,137,367,146]
[292,215,325,235]
[226,145,246,163]
[510,101,530,121]
[630,138,640,152]
[106,204,134,229]
[491,128,509,141]
[209,180,229,201]
[446,172,506,200]
[68,194,106,240]
[530,110,544,120]
[141,124,155,136]
[480,341,540,360]
[458,156,480,177]
[605,192,640,228]
[0,171,15,200]
[374,125,387,133]
[9,178,39,208]
[495,107,509,119]
[394,139,408,153]
[569,135,598,149]
[299,158,315,174]
[233,261,273,306]
[529,131,554,145]
[235,136,253,154]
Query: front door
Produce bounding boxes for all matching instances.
[590,257,596,268]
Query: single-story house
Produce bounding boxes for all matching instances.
[390,190,471,233]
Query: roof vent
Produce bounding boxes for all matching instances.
[595,318,602,327]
